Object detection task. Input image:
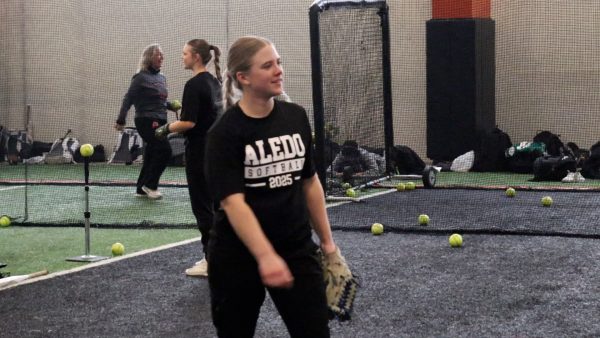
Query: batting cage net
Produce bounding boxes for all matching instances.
[0,0,316,228]
[0,0,599,233]
[310,0,395,199]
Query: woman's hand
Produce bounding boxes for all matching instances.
[257,252,294,289]
[320,241,336,255]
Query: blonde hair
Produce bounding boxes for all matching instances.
[138,43,162,73]
[186,39,223,83]
[222,36,273,111]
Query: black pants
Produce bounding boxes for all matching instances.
[208,240,330,338]
[185,139,215,255]
[134,117,172,191]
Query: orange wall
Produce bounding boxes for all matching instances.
[432,0,491,19]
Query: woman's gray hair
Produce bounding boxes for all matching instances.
[137,43,162,73]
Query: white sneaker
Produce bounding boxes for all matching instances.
[185,258,208,277]
[141,186,162,200]
[562,171,576,183]
[574,172,586,182]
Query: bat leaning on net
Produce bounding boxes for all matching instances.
[0,269,48,289]
[320,247,359,321]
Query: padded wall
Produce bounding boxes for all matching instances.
[426,19,496,161]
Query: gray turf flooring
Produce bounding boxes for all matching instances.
[329,188,600,236]
[1,230,600,338]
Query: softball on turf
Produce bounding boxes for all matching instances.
[0,215,11,227]
[346,188,357,198]
[405,181,416,190]
[371,223,384,235]
[80,144,94,157]
[449,233,463,247]
[396,183,406,191]
[505,187,516,198]
[111,242,125,256]
[541,196,553,207]
[418,214,430,226]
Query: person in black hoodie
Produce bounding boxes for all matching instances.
[205,36,336,338]
[155,39,223,277]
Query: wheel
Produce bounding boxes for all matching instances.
[422,166,437,188]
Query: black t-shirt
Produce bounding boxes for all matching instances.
[205,100,315,251]
[180,72,222,140]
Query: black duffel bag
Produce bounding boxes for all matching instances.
[532,155,577,181]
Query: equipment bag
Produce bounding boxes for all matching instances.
[45,136,80,164]
[533,130,565,156]
[0,128,6,162]
[108,128,144,164]
[389,145,426,175]
[27,141,53,159]
[472,127,512,172]
[582,141,600,179]
[1,129,31,164]
[506,141,546,174]
[532,155,576,181]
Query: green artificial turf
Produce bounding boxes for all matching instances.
[0,185,196,226]
[0,163,195,226]
[435,171,599,188]
[0,163,186,184]
[0,227,199,276]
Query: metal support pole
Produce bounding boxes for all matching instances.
[66,157,108,262]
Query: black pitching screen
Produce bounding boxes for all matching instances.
[310,0,394,197]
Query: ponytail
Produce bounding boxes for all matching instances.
[223,72,239,111]
[223,36,272,111]
[210,45,223,83]
[186,39,223,82]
